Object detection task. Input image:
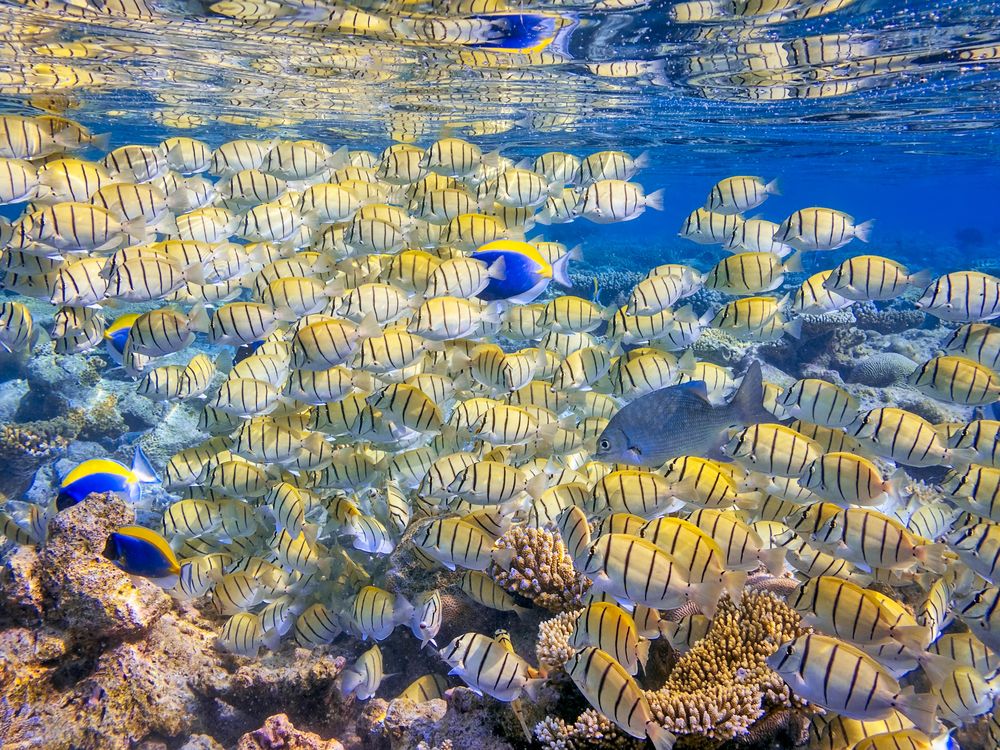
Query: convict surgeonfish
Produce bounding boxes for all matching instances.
[594,360,771,466]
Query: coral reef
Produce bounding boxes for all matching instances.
[645,592,809,745]
[534,593,810,749]
[535,710,644,749]
[0,422,69,458]
[488,526,591,613]
[851,302,928,334]
[362,691,519,750]
[0,492,351,750]
[236,714,345,750]
[537,609,581,671]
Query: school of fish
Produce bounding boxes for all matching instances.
[6,113,1000,749]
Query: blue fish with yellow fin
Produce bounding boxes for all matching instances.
[104,525,180,581]
[57,445,160,511]
[472,239,579,304]
[103,313,141,365]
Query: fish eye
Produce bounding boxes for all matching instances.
[599,439,610,450]
[785,645,795,656]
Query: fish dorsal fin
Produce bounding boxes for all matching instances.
[674,379,710,403]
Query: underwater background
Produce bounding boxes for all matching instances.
[2,0,1000,748]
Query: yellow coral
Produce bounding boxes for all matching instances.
[488,526,590,613]
[645,592,809,744]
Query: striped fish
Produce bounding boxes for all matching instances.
[767,633,938,731]
[916,270,1000,322]
[941,464,1000,521]
[410,590,443,648]
[788,576,931,651]
[946,523,1000,584]
[908,354,1000,406]
[705,251,800,295]
[848,408,955,468]
[564,647,674,749]
[943,322,1000,370]
[774,207,873,251]
[705,175,778,215]
[439,632,539,701]
[568,602,651,676]
[337,644,384,700]
[724,423,822,476]
[350,585,413,642]
[578,532,726,615]
[800,452,902,507]
[775,378,859,427]
[815,508,951,573]
[218,612,276,657]
[825,255,929,302]
[398,673,449,703]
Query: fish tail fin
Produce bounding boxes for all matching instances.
[765,178,780,196]
[854,219,875,243]
[131,444,160,483]
[636,637,652,671]
[759,547,787,577]
[690,577,724,619]
[722,571,747,602]
[645,189,665,212]
[646,722,676,750]
[914,543,951,574]
[893,686,939,735]
[730,360,771,426]
[550,245,579,288]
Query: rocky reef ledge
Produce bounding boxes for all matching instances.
[0,493,357,750]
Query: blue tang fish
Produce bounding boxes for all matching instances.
[472,239,579,304]
[594,360,772,467]
[104,525,180,580]
[103,312,141,365]
[57,445,160,511]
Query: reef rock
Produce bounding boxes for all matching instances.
[40,492,173,640]
[236,714,345,750]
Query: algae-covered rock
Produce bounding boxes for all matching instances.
[0,545,46,625]
[236,714,345,750]
[40,492,172,640]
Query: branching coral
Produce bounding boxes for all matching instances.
[534,593,810,749]
[535,710,644,750]
[536,609,579,671]
[488,526,590,613]
[852,302,927,335]
[0,424,69,458]
[645,592,809,744]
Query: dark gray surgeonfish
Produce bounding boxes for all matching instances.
[594,360,772,467]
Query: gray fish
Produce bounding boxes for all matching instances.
[594,360,770,466]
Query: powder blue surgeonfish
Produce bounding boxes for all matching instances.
[472,239,578,304]
[56,445,160,510]
[104,525,181,581]
[594,360,771,467]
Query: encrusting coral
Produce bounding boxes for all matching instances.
[488,526,591,613]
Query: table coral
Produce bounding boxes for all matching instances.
[488,526,590,613]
